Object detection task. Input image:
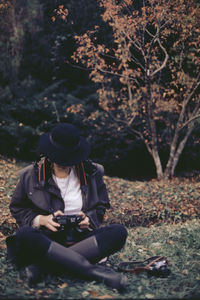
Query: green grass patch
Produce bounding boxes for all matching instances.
[0,220,200,299]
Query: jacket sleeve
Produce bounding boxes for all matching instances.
[9,175,38,227]
[86,164,110,228]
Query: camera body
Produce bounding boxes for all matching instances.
[53,215,82,231]
[149,259,168,271]
[148,258,170,277]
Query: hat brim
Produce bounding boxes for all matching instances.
[38,132,91,166]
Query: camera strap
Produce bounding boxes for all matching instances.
[117,256,168,274]
[75,162,87,187]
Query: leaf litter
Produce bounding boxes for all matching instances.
[0,156,200,299]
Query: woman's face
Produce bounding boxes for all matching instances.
[53,163,71,170]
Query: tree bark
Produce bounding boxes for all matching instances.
[146,75,163,179]
[151,149,164,179]
[164,125,194,178]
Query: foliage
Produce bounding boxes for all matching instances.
[71,0,200,179]
[0,78,102,161]
[0,156,200,299]
[0,0,200,179]
[0,0,125,169]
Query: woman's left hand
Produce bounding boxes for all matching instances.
[78,211,90,229]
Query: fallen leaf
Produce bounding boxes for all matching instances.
[182,269,189,275]
[166,239,174,244]
[82,291,90,297]
[89,290,99,297]
[145,294,155,298]
[58,283,68,289]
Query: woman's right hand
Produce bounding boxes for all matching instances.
[39,210,64,232]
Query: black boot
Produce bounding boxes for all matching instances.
[25,264,42,285]
[46,241,127,292]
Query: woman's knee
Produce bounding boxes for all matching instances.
[16,227,37,243]
[108,223,128,246]
[95,223,128,255]
[16,226,51,257]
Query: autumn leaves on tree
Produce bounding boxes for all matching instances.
[66,0,199,179]
[3,0,198,180]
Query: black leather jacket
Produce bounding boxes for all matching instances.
[10,160,110,229]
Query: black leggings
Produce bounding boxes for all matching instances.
[15,224,127,267]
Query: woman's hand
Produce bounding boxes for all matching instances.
[39,210,64,232]
[78,211,90,229]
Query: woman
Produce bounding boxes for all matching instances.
[8,123,128,291]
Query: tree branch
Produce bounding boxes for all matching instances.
[68,60,139,85]
[151,37,169,76]
[130,53,145,71]
[105,109,149,147]
[98,66,140,86]
[178,76,200,126]
[180,113,200,130]
[107,10,145,58]
[107,109,153,155]
[183,77,200,108]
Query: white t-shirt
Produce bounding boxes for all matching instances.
[32,167,83,228]
[52,167,83,215]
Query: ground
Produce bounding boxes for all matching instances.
[0,156,200,299]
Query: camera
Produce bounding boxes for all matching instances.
[148,258,170,277]
[149,258,168,271]
[53,215,82,231]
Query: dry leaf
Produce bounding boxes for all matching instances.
[58,283,68,289]
[166,239,174,245]
[89,290,99,297]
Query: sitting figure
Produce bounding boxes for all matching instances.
[8,123,128,291]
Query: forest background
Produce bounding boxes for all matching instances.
[0,0,199,180]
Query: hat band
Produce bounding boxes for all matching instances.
[49,134,81,152]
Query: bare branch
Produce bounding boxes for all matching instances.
[151,37,169,76]
[130,53,145,71]
[170,125,194,175]
[68,60,140,85]
[128,127,152,156]
[105,110,151,153]
[160,19,171,30]
[121,27,145,57]
[180,113,200,130]
[145,28,156,38]
[98,66,140,86]
[183,78,200,108]
[108,103,153,155]
[178,76,200,125]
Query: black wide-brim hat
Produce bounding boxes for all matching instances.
[38,123,90,166]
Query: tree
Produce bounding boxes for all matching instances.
[69,0,200,179]
[0,0,43,85]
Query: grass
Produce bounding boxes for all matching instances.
[0,156,200,299]
[0,220,200,299]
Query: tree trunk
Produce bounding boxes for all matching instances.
[151,149,164,179]
[146,74,164,180]
[163,125,194,179]
[10,1,22,82]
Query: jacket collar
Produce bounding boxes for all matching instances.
[34,159,97,188]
